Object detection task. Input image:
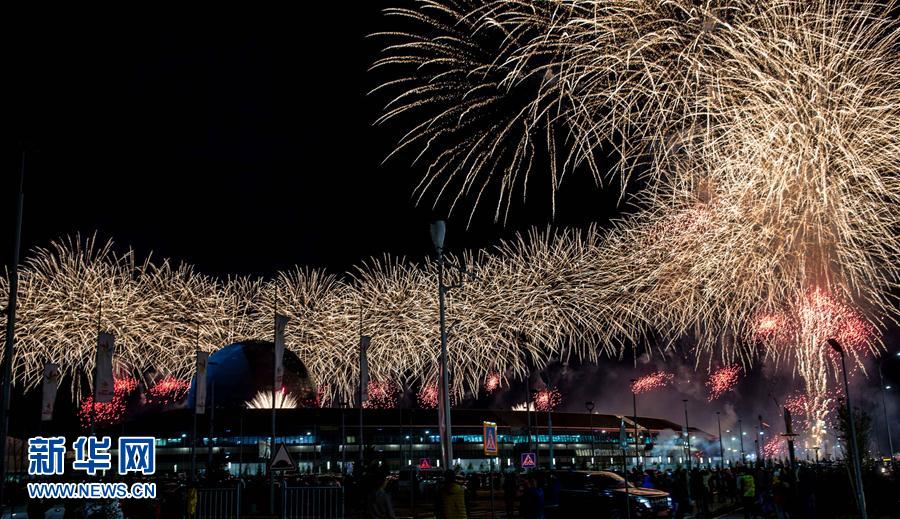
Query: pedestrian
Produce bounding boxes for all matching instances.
[438,470,468,519]
[738,468,757,519]
[365,473,398,519]
[520,475,544,519]
[503,472,518,517]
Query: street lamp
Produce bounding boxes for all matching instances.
[716,412,724,469]
[878,360,894,460]
[630,380,640,467]
[431,220,475,469]
[586,401,595,468]
[738,419,745,463]
[828,338,868,519]
[431,220,452,468]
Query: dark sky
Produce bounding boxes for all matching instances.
[4,4,617,277]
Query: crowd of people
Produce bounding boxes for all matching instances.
[352,459,898,518]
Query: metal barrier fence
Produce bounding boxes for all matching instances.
[282,486,344,519]
[196,484,242,519]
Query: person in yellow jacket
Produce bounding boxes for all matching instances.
[437,470,467,519]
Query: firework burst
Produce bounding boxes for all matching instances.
[483,372,502,394]
[364,381,400,409]
[78,376,139,429]
[533,387,562,412]
[146,376,190,407]
[706,365,741,401]
[246,388,298,409]
[630,372,674,395]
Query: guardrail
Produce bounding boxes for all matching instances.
[196,484,241,519]
[282,485,344,519]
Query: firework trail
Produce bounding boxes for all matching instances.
[630,372,674,395]
[706,366,741,401]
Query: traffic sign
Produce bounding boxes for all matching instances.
[483,421,498,456]
[270,443,296,471]
[419,458,432,470]
[520,452,536,468]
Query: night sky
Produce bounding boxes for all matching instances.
[4,5,898,438]
[4,3,617,277]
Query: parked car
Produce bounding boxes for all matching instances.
[554,470,672,518]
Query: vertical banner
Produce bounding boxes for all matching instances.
[274,314,290,391]
[358,336,370,406]
[94,332,115,403]
[483,421,498,456]
[437,373,446,456]
[195,351,209,415]
[40,363,62,422]
[619,418,628,449]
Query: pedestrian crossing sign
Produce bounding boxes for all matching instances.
[521,452,536,468]
[483,421,498,456]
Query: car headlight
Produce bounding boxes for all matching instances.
[635,496,653,509]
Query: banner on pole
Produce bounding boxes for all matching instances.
[483,421,498,456]
[619,418,628,449]
[41,363,62,421]
[94,332,115,403]
[195,351,209,414]
[274,314,290,390]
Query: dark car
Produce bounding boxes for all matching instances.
[553,470,672,518]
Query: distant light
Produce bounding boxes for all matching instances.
[405,435,410,439]
[885,385,892,390]
[425,430,430,434]
[306,432,311,436]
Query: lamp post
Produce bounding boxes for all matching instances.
[683,400,692,471]
[0,151,24,510]
[738,419,745,463]
[716,412,725,469]
[683,400,692,501]
[878,361,894,459]
[630,380,639,467]
[431,220,453,468]
[586,401,595,467]
[828,338,868,519]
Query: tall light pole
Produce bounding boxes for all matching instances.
[586,401,595,467]
[828,338,868,519]
[716,412,724,468]
[630,381,640,467]
[0,151,24,507]
[683,400,692,471]
[431,220,453,468]
[878,361,894,459]
[683,400,692,501]
[738,419,745,463]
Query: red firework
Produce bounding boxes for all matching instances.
[705,365,741,401]
[533,387,562,411]
[630,371,674,394]
[146,376,189,406]
[483,372,502,394]
[417,384,439,408]
[363,380,400,409]
[78,376,139,429]
[762,436,784,459]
